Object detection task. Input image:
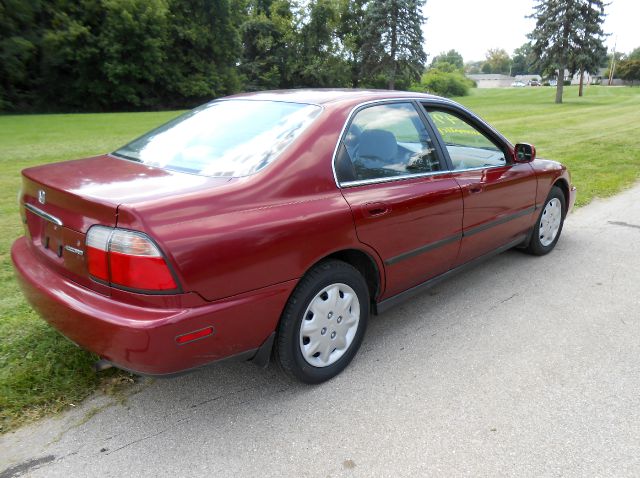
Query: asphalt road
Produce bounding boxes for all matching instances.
[2,185,640,478]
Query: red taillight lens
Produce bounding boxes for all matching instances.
[86,226,178,292]
[86,226,111,281]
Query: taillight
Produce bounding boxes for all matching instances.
[86,226,178,292]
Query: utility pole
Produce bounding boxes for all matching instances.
[608,39,617,86]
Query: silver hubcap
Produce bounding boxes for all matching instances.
[299,283,360,367]
[539,198,562,247]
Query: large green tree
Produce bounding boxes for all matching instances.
[164,0,243,107]
[481,48,511,75]
[627,47,640,61]
[617,59,640,86]
[336,0,367,87]
[529,0,606,103]
[0,0,42,110]
[570,0,607,96]
[292,0,350,87]
[360,0,427,89]
[431,49,464,71]
[239,0,296,90]
[511,42,537,75]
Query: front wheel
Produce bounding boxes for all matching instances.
[274,260,369,384]
[524,186,566,255]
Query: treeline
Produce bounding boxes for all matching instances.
[0,0,427,112]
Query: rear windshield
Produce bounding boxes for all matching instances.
[113,100,322,177]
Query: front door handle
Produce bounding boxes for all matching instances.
[362,202,390,217]
[467,184,484,194]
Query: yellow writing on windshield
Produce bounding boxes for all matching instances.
[439,127,482,136]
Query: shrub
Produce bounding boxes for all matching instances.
[411,69,474,97]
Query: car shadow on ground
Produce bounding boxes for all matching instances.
[130,246,552,415]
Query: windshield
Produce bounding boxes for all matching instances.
[114,100,322,177]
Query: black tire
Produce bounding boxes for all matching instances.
[274,260,369,384]
[524,186,566,256]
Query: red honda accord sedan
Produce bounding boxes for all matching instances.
[12,90,576,383]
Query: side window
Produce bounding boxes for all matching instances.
[426,110,506,170]
[336,103,441,183]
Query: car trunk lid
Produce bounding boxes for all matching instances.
[19,154,231,294]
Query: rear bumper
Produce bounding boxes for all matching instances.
[11,237,295,375]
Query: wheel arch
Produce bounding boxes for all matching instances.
[553,178,570,214]
[323,249,382,302]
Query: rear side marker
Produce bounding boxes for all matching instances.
[176,326,215,345]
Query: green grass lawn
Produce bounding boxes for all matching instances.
[1,86,639,433]
[456,86,640,206]
[0,111,181,432]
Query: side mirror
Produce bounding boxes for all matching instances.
[514,143,536,162]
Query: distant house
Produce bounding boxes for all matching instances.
[466,74,514,88]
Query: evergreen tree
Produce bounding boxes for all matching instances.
[292,0,350,87]
[336,0,367,87]
[570,0,607,96]
[528,0,605,103]
[529,0,581,103]
[239,0,296,90]
[360,0,427,90]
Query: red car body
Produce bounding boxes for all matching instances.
[11,90,576,376]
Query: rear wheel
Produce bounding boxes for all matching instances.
[274,260,369,383]
[524,186,566,255]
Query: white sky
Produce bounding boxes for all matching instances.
[423,0,640,63]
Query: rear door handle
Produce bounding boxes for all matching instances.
[362,202,390,217]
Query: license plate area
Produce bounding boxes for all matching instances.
[25,206,65,262]
[42,220,65,259]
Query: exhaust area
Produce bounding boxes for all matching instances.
[93,359,113,372]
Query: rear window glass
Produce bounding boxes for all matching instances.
[113,100,322,177]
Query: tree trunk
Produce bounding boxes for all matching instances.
[388,2,398,90]
[578,68,585,97]
[555,67,564,104]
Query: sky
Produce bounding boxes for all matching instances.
[422,0,640,63]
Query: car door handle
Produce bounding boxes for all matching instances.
[467,184,484,194]
[363,202,390,217]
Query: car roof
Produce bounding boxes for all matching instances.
[223,89,441,107]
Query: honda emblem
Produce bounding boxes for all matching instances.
[38,190,46,204]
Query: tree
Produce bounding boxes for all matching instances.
[569,0,607,97]
[336,0,366,87]
[239,0,296,91]
[431,49,464,70]
[529,0,582,103]
[163,0,243,106]
[482,48,511,75]
[511,42,537,75]
[292,0,350,87]
[464,61,483,74]
[0,0,41,110]
[617,60,640,86]
[360,0,427,89]
[628,47,640,61]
